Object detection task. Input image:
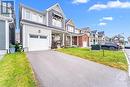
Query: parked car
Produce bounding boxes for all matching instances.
[125,44,130,49]
[91,44,101,50]
[101,43,119,50]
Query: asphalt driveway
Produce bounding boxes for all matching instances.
[27,50,129,87]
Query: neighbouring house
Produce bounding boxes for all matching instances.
[0,0,15,54]
[128,37,130,44]
[65,19,81,47]
[90,30,98,45]
[65,20,90,48]
[98,31,105,44]
[79,27,90,47]
[104,36,111,43]
[112,34,125,46]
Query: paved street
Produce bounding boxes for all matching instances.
[27,50,129,87]
[124,49,130,62]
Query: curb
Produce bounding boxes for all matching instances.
[123,49,130,77]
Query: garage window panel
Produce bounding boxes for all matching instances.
[30,35,38,38]
[40,36,47,39]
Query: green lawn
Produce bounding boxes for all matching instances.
[57,48,128,71]
[0,52,36,87]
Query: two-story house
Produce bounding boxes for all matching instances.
[79,27,90,47]
[112,34,125,46]
[90,30,98,45]
[65,19,81,47]
[65,20,90,48]
[0,0,15,54]
[98,31,105,44]
[20,3,66,51]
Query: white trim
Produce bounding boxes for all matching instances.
[49,30,52,48]
[77,36,79,46]
[46,3,66,18]
[5,20,9,52]
[21,21,67,33]
[70,35,72,46]
[0,15,13,21]
[62,33,64,46]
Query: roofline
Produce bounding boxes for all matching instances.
[19,3,45,15]
[46,3,66,18]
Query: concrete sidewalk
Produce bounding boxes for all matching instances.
[27,50,129,87]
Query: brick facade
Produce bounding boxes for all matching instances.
[78,34,89,47]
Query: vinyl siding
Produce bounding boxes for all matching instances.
[0,20,6,49]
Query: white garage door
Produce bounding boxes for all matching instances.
[28,34,50,51]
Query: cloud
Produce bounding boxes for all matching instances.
[99,22,107,26]
[100,17,113,21]
[72,0,89,4]
[89,0,130,11]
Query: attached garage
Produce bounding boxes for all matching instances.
[28,34,49,51]
[21,24,52,51]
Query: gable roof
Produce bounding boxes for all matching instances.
[98,31,105,36]
[46,3,66,18]
[65,19,75,26]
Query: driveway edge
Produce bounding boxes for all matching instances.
[26,53,40,87]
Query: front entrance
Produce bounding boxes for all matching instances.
[51,31,65,49]
[51,34,62,49]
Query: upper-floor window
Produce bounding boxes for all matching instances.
[2,2,7,13]
[38,15,43,23]
[7,3,12,14]
[67,26,74,33]
[75,30,79,34]
[52,13,62,28]
[93,34,95,37]
[25,10,31,20]
[32,13,37,22]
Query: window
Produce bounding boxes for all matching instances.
[68,26,74,32]
[32,13,37,22]
[25,10,31,20]
[52,14,62,28]
[7,3,12,14]
[75,30,79,34]
[30,35,38,38]
[2,2,7,13]
[38,15,43,23]
[40,36,47,39]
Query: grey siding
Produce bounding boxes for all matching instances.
[48,9,65,29]
[0,20,6,49]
